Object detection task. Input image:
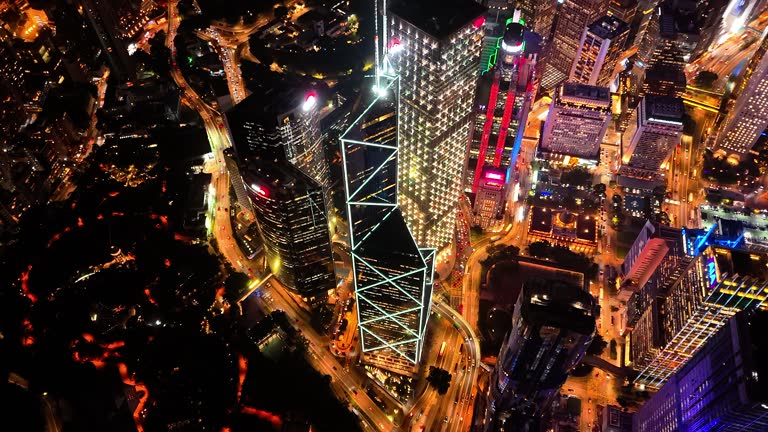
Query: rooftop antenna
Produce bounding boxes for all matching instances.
[374,0,381,92]
[374,0,392,92]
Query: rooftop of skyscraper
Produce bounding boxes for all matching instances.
[521,278,597,335]
[588,15,629,40]
[558,82,611,106]
[644,94,684,122]
[242,159,318,199]
[227,80,321,124]
[389,0,486,40]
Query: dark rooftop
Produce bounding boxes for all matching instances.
[559,82,611,104]
[389,0,487,41]
[521,278,596,335]
[242,159,320,200]
[588,15,629,40]
[645,94,685,121]
[226,80,319,125]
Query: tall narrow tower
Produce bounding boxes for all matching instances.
[466,21,541,229]
[339,2,435,375]
[388,0,486,248]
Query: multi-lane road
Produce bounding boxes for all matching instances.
[688,8,768,91]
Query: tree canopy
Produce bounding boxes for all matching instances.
[427,366,452,395]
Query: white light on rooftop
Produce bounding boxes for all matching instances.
[302,92,317,111]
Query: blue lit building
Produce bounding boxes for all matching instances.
[630,220,768,388]
[633,310,768,432]
[485,278,597,430]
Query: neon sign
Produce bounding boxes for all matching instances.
[485,172,504,180]
[706,257,718,287]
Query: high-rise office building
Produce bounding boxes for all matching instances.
[538,82,611,162]
[243,160,334,307]
[225,85,331,209]
[619,221,691,369]
[607,0,638,27]
[340,75,435,375]
[715,34,768,158]
[538,0,610,89]
[570,16,629,86]
[619,95,683,182]
[641,67,687,97]
[639,1,699,69]
[466,21,540,228]
[485,279,597,431]
[532,0,558,42]
[631,0,660,49]
[389,0,486,248]
[634,311,768,432]
[631,223,768,389]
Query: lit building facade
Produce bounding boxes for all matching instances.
[485,278,597,431]
[466,21,540,228]
[539,82,611,162]
[619,95,683,182]
[473,168,509,229]
[634,311,768,432]
[538,0,610,89]
[243,160,335,307]
[226,86,331,210]
[607,0,638,26]
[632,224,768,389]
[389,0,486,248]
[715,34,768,158]
[340,75,435,375]
[570,15,629,86]
[621,222,691,369]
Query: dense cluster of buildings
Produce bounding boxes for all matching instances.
[10,0,768,429]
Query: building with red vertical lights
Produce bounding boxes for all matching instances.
[465,21,541,229]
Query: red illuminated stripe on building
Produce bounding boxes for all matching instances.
[492,59,520,167]
[473,72,500,192]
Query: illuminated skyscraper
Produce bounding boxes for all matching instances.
[632,224,768,389]
[538,0,610,89]
[340,75,435,375]
[485,279,597,431]
[539,82,611,163]
[466,21,540,228]
[715,34,768,158]
[226,85,330,197]
[243,160,334,307]
[619,94,683,182]
[634,311,768,432]
[388,0,486,248]
[570,15,629,86]
[607,0,638,25]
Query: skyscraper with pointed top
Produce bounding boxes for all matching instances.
[339,1,435,375]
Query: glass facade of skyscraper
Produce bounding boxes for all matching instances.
[340,76,435,375]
